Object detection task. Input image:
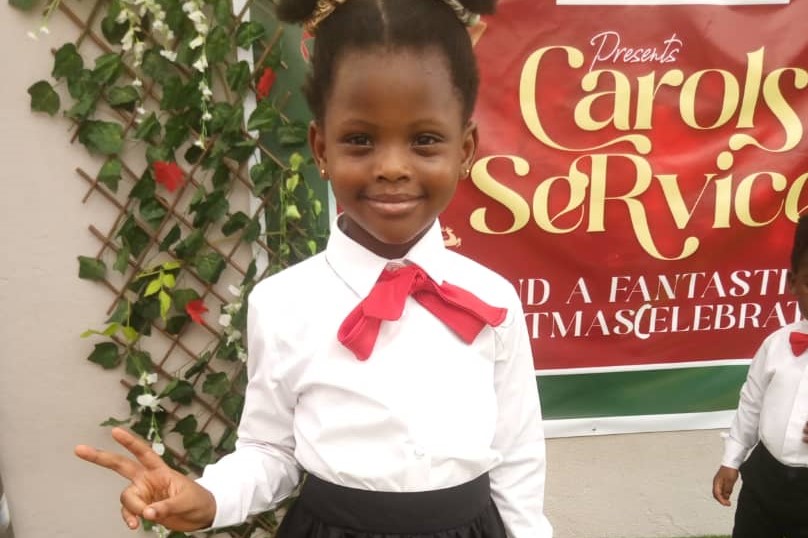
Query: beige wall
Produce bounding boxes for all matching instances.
[0,6,736,538]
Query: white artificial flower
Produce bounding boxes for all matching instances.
[226,330,242,345]
[202,111,213,122]
[138,372,158,386]
[218,313,232,328]
[136,106,147,116]
[39,25,50,35]
[193,55,208,72]
[188,35,205,49]
[132,77,143,87]
[228,284,242,297]
[159,49,177,62]
[237,349,248,363]
[27,31,38,40]
[151,441,166,456]
[193,138,206,149]
[136,393,162,411]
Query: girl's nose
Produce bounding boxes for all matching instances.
[374,144,410,182]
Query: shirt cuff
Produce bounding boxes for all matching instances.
[721,436,751,469]
[195,471,245,529]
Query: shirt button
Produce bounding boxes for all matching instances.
[413,446,425,458]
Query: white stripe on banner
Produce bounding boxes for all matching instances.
[557,0,787,4]
[536,358,751,376]
[544,410,736,437]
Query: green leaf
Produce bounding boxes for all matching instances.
[159,224,181,252]
[91,52,123,85]
[205,25,230,64]
[174,229,204,260]
[9,0,37,10]
[277,121,308,147]
[52,43,84,80]
[173,414,198,436]
[222,212,250,236]
[184,352,211,380]
[211,165,231,190]
[246,100,279,132]
[202,372,229,398]
[66,92,98,121]
[226,139,257,163]
[129,171,156,201]
[185,432,213,467]
[217,427,237,453]
[213,0,233,25]
[171,288,200,311]
[158,289,171,320]
[144,278,162,297]
[27,81,60,116]
[163,379,195,405]
[125,350,153,378]
[78,256,107,281]
[107,85,140,110]
[235,21,266,49]
[161,272,177,288]
[78,120,124,155]
[139,197,167,228]
[101,10,128,45]
[220,393,244,422]
[165,314,189,334]
[67,69,98,100]
[87,342,121,369]
[160,76,186,111]
[242,218,260,243]
[114,244,131,273]
[122,326,139,343]
[117,216,151,257]
[98,158,122,192]
[106,299,130,324]
[141,49,177,85]
[226,61,251,94]
[134,112,161,142]
[193,252,226,284]
[191,190,229,227]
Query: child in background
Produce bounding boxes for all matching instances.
[74,0,553,536]
[713,214,808,537]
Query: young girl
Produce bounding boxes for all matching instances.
[75,0,553,536]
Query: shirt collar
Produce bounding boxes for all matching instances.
[325,216,448,298]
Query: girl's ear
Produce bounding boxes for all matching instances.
[460,121,479,176]
[308,120,328,179]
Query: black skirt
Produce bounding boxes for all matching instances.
[276,473,507,537]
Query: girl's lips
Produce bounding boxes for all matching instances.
[364,195,422,216]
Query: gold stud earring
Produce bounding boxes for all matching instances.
[320,168,327,177]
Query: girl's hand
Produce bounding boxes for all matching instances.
[74,427,217,532]
[712,465,739,507]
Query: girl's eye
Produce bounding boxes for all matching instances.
[345,134,372,146]
[413,134,441,146]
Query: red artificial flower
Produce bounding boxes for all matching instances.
[153,161,184,193]
[256,67,276,100]
[185,298,208,324]
[300,31,314,63]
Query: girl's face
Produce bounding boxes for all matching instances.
[309,47,477,259]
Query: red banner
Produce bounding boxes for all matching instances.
[443,0,808,371]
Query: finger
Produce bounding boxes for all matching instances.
[74,444,141,480]
[120,484,149,521]
[121,505,140,530]
[111,427,167,470]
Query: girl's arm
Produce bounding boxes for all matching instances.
[195,286,301,528]
[489,295,553,538]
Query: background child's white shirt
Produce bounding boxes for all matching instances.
[723,318,808,469]
[196,218,553,537]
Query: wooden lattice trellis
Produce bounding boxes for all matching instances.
[43,1,327,536]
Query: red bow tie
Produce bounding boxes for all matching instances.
[790,332,808,356]
[338,264,508,360]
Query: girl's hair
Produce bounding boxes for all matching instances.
[275,0,497,123]
[792,214,808,272]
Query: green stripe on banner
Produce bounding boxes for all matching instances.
[537,365,750,420]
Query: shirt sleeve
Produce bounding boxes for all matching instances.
[195,286,302,529]
[722,337,774,469]
[489,297,553,538]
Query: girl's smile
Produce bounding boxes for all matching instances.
[309,47,477,259]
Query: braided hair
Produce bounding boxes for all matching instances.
[275,0,496,124]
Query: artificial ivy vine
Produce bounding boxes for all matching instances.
[17,0,327,536]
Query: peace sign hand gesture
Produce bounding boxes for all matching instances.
[75,427,217,532]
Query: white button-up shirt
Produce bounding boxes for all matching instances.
[722,319,808,469]
[197,219,552,537]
